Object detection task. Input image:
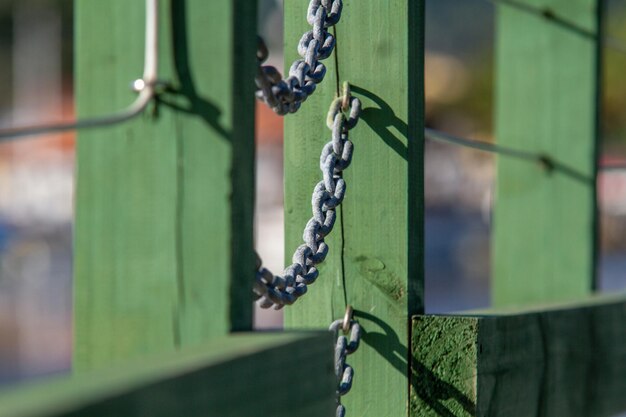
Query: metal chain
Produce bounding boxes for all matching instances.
[330,307,361,417]
[256,0,343,115]
[253,89,361,309]
[255,3,363,412]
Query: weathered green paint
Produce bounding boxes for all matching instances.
[0,332,335,417]
[493,0,602,306]
[411,294,626,416]
[284,1,425,416]
[74,0,256,371]
[411,316,478,416]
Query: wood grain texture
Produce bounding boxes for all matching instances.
[283,1,425,416]
[493,0,601,306]
[411,294,626,416]
[74,0,256,371]
[0,332,335,417]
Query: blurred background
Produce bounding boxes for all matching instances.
[0,0,622,386]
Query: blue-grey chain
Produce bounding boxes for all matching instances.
[253,95,360,309]
[255,1,362,415]
[256,0,343,115]
[253,96,361,415]
[330,318,361,417]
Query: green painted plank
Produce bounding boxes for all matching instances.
[0,332,335,417]
[283,1,425,416]
[411,294,626,416]
[74,0,256,371]
[493,0,602,306]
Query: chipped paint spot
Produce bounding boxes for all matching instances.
[356,256,406,302]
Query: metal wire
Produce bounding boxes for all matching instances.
[483,0,626,57]
[425,128,542,163]
[425,128,626,173]
[601,163,626,172]
[0,0,160,141]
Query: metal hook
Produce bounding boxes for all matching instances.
[342,305,354,333]
[256,36,269,63]
[0,0,163,141]
[341,81,351,111]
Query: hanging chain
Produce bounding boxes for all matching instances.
[330,306,361,417]
[255,4,362,414]
[256,0,343,115]
[253,88,360,309]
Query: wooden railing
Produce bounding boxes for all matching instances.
[0,333,334,417]
[0,0,623,416]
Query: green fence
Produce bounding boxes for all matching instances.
[0,0,625,416]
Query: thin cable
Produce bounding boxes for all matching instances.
[601,164,626,172]
[425,128,542,163]
[0,0,160,141]
[425,128,626,172]
[483,0,626,57]
[604,37,626,56]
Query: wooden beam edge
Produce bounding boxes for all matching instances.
[0,332,333,417]
[411,294,626,417]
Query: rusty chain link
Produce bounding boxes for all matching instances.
[256,0,343,115]
[253,89,360,309]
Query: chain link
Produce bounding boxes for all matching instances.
[253,92,360,309]
[330,314,361,417]
[255,4,362,413]
[256,0,343,115]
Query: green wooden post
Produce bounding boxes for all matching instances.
[74,0,257,371]
[284,1,425,416]
[411,294,626,416]
[492,0,602,306]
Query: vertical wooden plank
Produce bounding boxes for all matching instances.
[74,0,256,371]
[284,1,425,416]
[493,0,602,306]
